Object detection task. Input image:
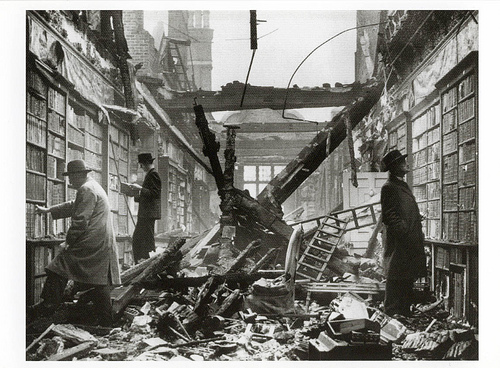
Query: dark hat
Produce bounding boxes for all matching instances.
[381,149,408,172]
[138,153,155,164]
[62,160,93,176]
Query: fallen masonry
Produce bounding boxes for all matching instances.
[26,237,478,361]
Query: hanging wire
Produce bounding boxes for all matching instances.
[240,49,257,107]
[282,21,388,121]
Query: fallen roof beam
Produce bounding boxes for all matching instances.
[257,79,384,210]
[157,81,371,112]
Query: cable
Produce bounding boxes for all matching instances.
[282,21,387,120]
[240,49,257,107]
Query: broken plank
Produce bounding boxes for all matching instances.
[212,239,262,275]
[214,289,241,317]
[26,323,55,353]
[46,341,96,361]
[111,284,142,316]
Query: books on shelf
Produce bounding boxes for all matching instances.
[47,181,64,206]
[84,149,102,170]
[68,147,84,161]
[48,88,66,115]
[27,69,48,96]
[26,144,45,173]
[27,92,47,119]
[458,98,474,123]
[27,114,47,147]
[85,132,102,154]
[458,74,474,99]
[442,87,457,112]
[68,124,85,146]
[26,172,46,201]
[442,109,457,134]
[48,110,65,136]
[443,131,457,155]
[443,184,458,211]
[47,133,65,158]
[26,203,47,238]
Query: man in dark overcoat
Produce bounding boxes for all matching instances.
[380,149,427,318]
[129,153,161,263]
[34,160,121,326]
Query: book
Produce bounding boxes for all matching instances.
[120,183,140,197]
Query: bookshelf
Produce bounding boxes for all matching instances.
[440,71,477,243]
[27,68,68,238]
[109,124,130,236]
[411,104,441,239]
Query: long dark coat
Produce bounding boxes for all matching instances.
[381,175,427,280]
[46,178,121,286]
[136,168,161,219]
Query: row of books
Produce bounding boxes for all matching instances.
[27,68,48,96]
[459,141,476,164]
[26,203,46,238]
[442,109,457,134]
[48,110,66,137]
[443,153,458,184]
[47,133,65,159]
[27,92,47,119]
[26,144,45,173]
[443,183,458,211]
[27,114,47,147]
[85,132,103,154]
[459,118,476,143]
[68,108,102,137]
[459,161,476,187]
[442,87,457,112]
[458,74,474,100]
[47,181,65,207]
[85,149,102,170]
[26,172,46,201]
[427,181,441,200]
[48,88,66,115]
[68,124,84,146]
[442,212,459,241]
[459,186,476,210]
[458,212,477,242]
[457,97,475,124]
[47,155,65,179]
[412,105,440,137]
[443,131,458,155]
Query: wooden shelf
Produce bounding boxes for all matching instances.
[458,183,476,189]
[25,198,46,205]
[48,106,65,117]
[28,87,47,100]
[68,140,84,150]
[458,92,475,104]
[459,158,476,165]
[26,168,46,177]
[459,137,476,145]
[48,177,65,183]
[458,115,475,125]
[47,152,65,160]
[26,111,47,122]
[48,128,65,139]
[443,149,458,156]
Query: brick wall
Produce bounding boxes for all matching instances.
[123,10,157,75]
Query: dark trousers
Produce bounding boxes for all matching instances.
[384,278,415,317]
[132,217,156,263]
[40,270,113,326]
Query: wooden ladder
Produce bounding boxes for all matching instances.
[296,213,350,281]
[295,202,380,282]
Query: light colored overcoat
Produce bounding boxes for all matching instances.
[46,177,121,285]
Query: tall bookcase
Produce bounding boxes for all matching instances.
[26,67,67,238]
[411,104,441,239]
[440,71,477,243]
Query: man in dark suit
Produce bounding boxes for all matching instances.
[129,153,161,263]
[380,149,427,318]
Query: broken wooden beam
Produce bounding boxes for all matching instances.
[257,79,384,210]
[26,323,55,353]
[248,248,280,273]
[303,281,385,295]
[212,239,262,275]
[46,341,97,361]
[131,238,186,285]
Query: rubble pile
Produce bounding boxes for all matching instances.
[26,237,477,361]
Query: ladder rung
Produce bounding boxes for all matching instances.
[326,215,349,223]
[307,243,335,253]
[313,236,339,247]
[296,271,315,280]
[321,222,345,230]
[317,229,342,237]
[298,262,324,272]
[302,252,328,263]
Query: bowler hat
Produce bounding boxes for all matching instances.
[381,149,408,172]
[62,160,93,176]
[138,153,155,164]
